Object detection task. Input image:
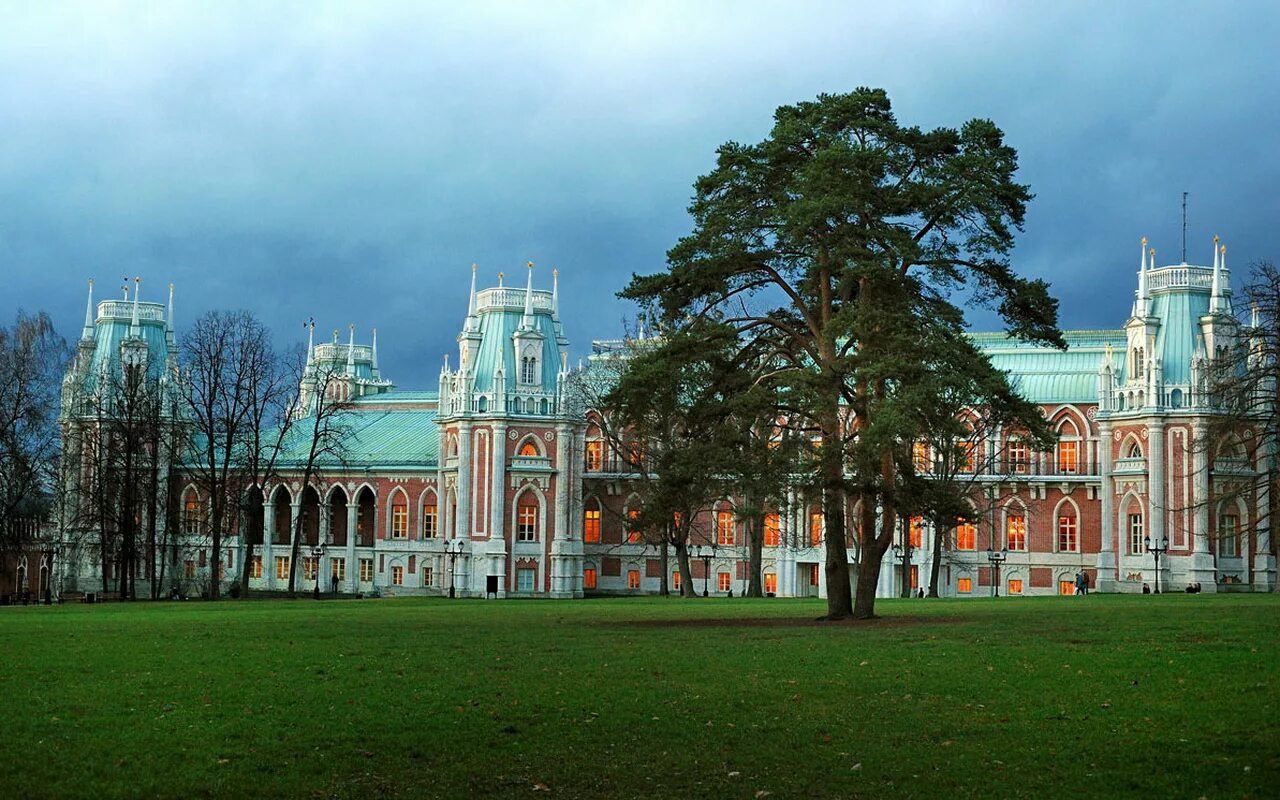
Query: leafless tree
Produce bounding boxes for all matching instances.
[0,312,67,558]
[182,310,283,600]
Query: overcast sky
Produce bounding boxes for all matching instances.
[3,1,1278,387]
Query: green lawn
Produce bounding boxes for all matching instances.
[1,595,1276,799]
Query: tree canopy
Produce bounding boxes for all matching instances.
[623,89,1062,618]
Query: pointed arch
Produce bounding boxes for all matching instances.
[180,484,203,536]
[327,484,349,547]
[1001,496,1028,551]
[418,486,440,539]
[1119,433,1144,459]
[299,484,321,546]
[270,484,293,545]
[514,434,545,459]
[386,486,410,540]
[512,484,547,543]
[1119,490,1145,555]
[1216,495,1249,558]
[582,494,603,544]
[1052,495,1081,553]
[353,484,377,547]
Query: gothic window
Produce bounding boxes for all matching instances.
[955,520,977,550]
[1128,512,1144,554]
[520,354,537,385]
[1132,348,1145,379]
[517,501,539,541]
[1057,514,1078,552]
[716,510,735,546]
[1220,514,1239,557]
[1006,514,1027,551]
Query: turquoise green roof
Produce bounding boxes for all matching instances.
[350,390,438,405]
[970,330,1124,404]
[85,304,172,389]
[278,408,439,469]
[471,308,561,394]
[1147,281,1211,388]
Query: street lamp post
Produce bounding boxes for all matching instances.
[446,540,464,599]
[697,544,716,597]
[986,548,1007,597]
[1144,535,1169,594]
[311,544,325,600]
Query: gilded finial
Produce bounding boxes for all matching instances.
[553,268,559,278]
[1141,237,1147,246]
[88,278,94,287]
[1221,245,1227,254]
[471,263,477,272]
[498,271,505,283]
[1149,248,1156,259]
[1214,234,1220,243]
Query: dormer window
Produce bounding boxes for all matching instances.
[1132,347,1144,379]
[520,354,538,385]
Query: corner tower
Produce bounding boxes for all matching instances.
[436,264,584,598]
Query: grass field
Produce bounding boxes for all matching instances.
[1,594,1277,799]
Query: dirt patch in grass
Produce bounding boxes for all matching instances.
[602,614,971,629]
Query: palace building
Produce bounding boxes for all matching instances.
[46,237,1277,601]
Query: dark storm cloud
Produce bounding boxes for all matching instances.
[2,1,1278,385]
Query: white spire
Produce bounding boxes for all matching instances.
[82,279,95,340]
[305,319,315,366]
[346,324,356,371]
[371,327,379,374]
[129,277,142,335]
[1133,237,1148,318]
[551,268,560,318]
[465,264,479,333]
[1209,235,1226,314]
[522,261,535,327]
[166,283,176,341]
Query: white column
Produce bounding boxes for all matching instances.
[487,423,508,598]
[1146,421,1166,590]
[345,502,358,593]
[1190,421,1218,589]
[456,422,473,540]
[289,500,302,588]
[263,500,276,590]
[1097,421,1116,591]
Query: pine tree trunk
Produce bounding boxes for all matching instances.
[746,512,764,597]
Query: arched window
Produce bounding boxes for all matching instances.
[1127,442,1142,459]
[390,493,408,539]
[716,509,735,546]
[1126,500,1145,554]
[1219,510,1240,557]
[955,519,977,550]
[809,510,823,546]
[1056,508,1078,553]
[583,500,601,544]
[1005,508,1027,551]
[182,489,202,535]
[518,440,540,457]
[517,499,539,541]
[421,493,438,538]
[1132,347,1144,379]
[521,355,537,385]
